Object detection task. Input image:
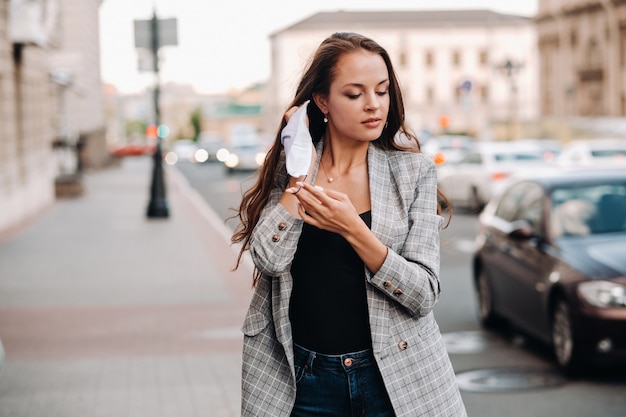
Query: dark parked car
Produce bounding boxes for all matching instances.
[473,168,626,372]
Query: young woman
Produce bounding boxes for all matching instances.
[232,32,467,417]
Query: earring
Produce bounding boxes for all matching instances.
[323,114,328,123]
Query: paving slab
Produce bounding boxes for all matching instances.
[0,157,253,417]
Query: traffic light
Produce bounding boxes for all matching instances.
[157,124,170,139]
[146,124,158,138]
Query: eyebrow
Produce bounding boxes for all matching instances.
[342,79,390,88]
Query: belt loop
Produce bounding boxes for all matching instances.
[307,350,316,372]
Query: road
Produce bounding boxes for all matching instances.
[174,161,626,417]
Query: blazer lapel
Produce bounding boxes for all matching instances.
[366,144,392,353]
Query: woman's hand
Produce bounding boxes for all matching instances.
[286,182,361,235]
[284,105,305,125]
[287,181,388,273]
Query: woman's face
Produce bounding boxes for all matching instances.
[320,50,390,144]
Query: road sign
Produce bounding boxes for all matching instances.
[133,17,178,50]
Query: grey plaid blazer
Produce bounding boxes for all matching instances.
[241,140,467,417]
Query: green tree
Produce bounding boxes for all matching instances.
[190,107,202,142]
[125,119,148,139]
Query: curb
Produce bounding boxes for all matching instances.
[166,165,255,273]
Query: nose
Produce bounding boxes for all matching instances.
[364,92,381,111]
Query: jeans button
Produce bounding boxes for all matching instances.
[344,358,353,367]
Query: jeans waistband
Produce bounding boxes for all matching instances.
[293,343,375,371]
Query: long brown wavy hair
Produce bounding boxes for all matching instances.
[230,32,450,278]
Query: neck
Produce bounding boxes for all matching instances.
[321,135,368,183]
[323,136,368,169]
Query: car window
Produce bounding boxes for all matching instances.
[515,184,544,232]
[494,182,544,231]
[495,182,532,221]
[460,152,482,164]
[551,183,626,236]
[590,149,626,158]
[493,152,543,162]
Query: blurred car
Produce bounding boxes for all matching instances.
[223,142,267,172]
[109,141,156,157]
[164,139,199,165]
[514,138,562,162]
[437,140,557,211]
[557,138,626,167]
[473,168,626,372]
[197,136,229,163]
[422,134,474,166]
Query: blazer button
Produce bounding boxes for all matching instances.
[393,288,403,296]
[398,340,408,351]
[278,222,287,231]
[271,234,280,242]
[383,280,392,288]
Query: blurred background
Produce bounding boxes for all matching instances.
[5,0,626,229]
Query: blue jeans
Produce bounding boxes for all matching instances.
[290,344,396,417]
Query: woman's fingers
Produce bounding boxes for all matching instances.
[284,102,309,124]
[295,182,329,205]
[284,106,299,123]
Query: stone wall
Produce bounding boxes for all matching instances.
[0,2,57,234]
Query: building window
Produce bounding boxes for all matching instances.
[479,50,488,66]
[452,50,461,67]
[587,38,602,69]
[480,85,489,103]
[399,51,407,67]
[425,51,434,67]
[427,87,434,104]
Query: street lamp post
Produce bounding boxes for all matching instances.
[496,58,524,140]
[145,8,169,218]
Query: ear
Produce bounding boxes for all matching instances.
[312,93,328,115]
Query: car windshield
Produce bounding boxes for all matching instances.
[550,183,626,237]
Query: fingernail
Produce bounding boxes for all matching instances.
[296,182,304,187]
[314,185,324,191]
[286,187,297,193]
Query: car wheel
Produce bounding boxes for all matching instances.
[468,186,482,213]
[476,268,497,327]
[551,297,580,372]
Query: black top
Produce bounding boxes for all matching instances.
[289,211,372,354]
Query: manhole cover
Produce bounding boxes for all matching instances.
[442,331,499,354]
[456,367,567,393]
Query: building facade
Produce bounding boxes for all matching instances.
[267,10,539,140]
[537,0,626,118]
[0,0,105,235]
[50,0,107,168]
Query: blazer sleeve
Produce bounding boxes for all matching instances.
[366,153,444,318]
[248,150,304,276]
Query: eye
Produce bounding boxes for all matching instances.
[346,93,362,99]
[376,90,389,96]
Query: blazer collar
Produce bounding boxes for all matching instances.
[367,144,393,248]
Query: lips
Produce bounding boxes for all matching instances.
[362,118,382,128]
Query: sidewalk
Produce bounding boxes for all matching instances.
[0,156,254,417]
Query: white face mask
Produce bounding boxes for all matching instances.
[281,100,312,178]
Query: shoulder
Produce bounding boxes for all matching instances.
[385,148,436,179]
